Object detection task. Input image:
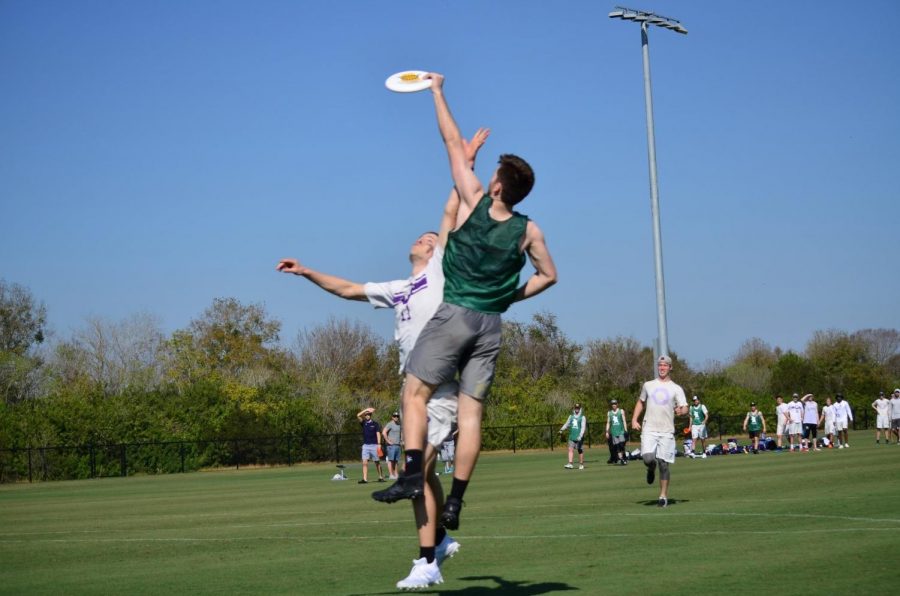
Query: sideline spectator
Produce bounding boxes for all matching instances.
[833,394,853,448]
[786,393,804,452]
[819,397,836,448]
[775,395,789,450]
[383,412,403,479]
[801,394,820,451]
[356,407,385,484]
[688,395,709,457]
[890,389,900,444]
[559,403,587,470]
[440,425,458,475]
[742,402,767,453]
[631,355,688,508]
[872,392,891,444]
[605,400,628,465]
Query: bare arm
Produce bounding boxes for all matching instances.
[438,128,491,247]
[675,405,689,416]
[356,407,374,421]
[426,73,484,218]
[632,399,644,430]
[277,259,367,301]
[513,221,558,302]
[742,413,749,431]
[761,414,767,433]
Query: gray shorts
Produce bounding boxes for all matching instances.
[406,302,501,400]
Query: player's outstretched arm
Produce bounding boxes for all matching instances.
[631,399,644,430]
[425,73,483,215]
[276,258,367,301]
[438,128,491,247]
[514,221,558,303]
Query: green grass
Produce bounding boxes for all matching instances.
[2,431,899,595]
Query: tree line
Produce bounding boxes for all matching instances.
[2,279,898,454]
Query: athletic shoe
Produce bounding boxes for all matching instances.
[564,463,574,469]
[377,477,386,482]
[435,534,460,566]
[358,479,368,484]
[657,496,668,508]
[371,473,424,503]
[814,447,821,451]
[646,461,656,485]
[838,444,844,449]
[845,444,850,448]
[701,453,707,459]
[396,557,443,590]
[578,464,584,470]
[440,497,463,530]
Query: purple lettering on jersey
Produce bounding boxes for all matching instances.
[392,273,430,322]
[652,386,671,405]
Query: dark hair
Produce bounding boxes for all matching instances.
[496,154,535,206]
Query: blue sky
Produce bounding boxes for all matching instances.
[2,0,898,367]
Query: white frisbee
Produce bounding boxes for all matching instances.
[385,70,432,93]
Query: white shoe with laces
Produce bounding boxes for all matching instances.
[396,558,443,590]
[436,533,460,566]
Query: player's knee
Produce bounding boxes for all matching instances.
[642,452,655,466]
[658,460,670,480]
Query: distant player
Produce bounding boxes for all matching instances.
[819,397,836,448]
[891,389,900,444]
[742,402,766,453]
[872,391,890,444]
[560,403,587,470]
[786,393,804,451]
[801,393,820,451]
[631,355,688,508]
[775,395,789,450]
[688,395,709,457]
[605,399,628,465]
[832,393,853,448]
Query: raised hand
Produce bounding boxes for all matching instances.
[276,258,310,276]
[463,127,491,168]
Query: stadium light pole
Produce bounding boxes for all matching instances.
[608,6,686,361]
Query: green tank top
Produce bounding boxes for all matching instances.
[609,410,625,436]
[747,411,763,431]
[443,195,528,314]
[690,404,706,425]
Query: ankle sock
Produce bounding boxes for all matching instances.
[404,450,423,476]
[449,477,469,501]
[420,546,435,563]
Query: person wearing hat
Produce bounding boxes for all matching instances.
[871,391,891,444]
[889,389,900,444]
[800,393,820,451]
[742,402,767,454]
[605,399,628,465]
[832,393,854,448]
[559,403,587,469]
[631,355,688,508]
[356,407,386,484]
[786,393,804,452]
[382,411,403,479]
[688,395,709,457]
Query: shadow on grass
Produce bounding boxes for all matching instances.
[638,498,689,506]
[352,575,577,595]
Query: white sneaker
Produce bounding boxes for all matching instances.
[838,444,844,449]
[845,444,850,448]
[564,463,573,469]
[435,534,460,566]
[578,464,584,470]
[396,558,443,590]
[701,453,707,459]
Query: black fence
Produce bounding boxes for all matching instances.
[0,412,874,483]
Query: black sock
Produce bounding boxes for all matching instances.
[435,526,447,545]
[420,546,436,563]
[449,477,469,501]
[404,450,423,476]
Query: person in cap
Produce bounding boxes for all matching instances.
[800,393,820,451]
[382,411,403,479]
[605,399,629,465]
[277,129,492,588]
[742,402,767,454]
[688,395,709,457]
[631,355,688,508]
[774,395,789,450]
[356,407,385,483]
[871,391,891,444]
[832,393,853,448]
[786,393,804,452]
[559,403,587,469]
[889,389,900,444]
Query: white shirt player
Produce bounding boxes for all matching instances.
[890,395,900,419]
[873,398,890,417]
[364,245,444,373]
[833,399,853,422]
[638,378,688,434]
[786,400,804,424]
[776,402,789,424]
[822,404,836,424]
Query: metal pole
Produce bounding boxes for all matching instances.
[641,22,670,358]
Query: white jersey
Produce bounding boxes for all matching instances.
[365,245,444,373]
[638,378,688,434]
[786,400,804,423]
[833,400,853,422]
[873,398,890,417]
[776,402,789,424]
[822,404,835,423]
[890,397,900,418]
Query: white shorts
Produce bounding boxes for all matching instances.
[834,419,848,432]
[876,414,890,429]
[776,421,786,436]
[824,420,835,435]
[788,422,802,435]
[691,424,707,440]
[641,431,676,464]
[426,381,459,448]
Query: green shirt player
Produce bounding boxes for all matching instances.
[605,400,629,465]
[742,402,767,453]
[559,404,587,469]
[373,72,558,539]
[688,396,709,457]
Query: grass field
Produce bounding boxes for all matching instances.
[2,430,899,595]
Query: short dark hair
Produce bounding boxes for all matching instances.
[496,154,534,206]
